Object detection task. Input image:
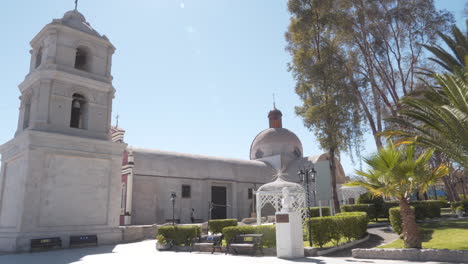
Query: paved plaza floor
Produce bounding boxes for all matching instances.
[0,240,455,264]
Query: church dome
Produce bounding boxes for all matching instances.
[250,128,303,160]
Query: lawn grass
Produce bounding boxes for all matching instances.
[379,218,468,250]
[368,218,389,224]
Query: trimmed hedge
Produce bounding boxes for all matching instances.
[222,225,276,247]
[305,212,368,248]
[389,206,421,235]
[411,201,442,219]
[357,192,384,220]
[303,207,331,217]
[450,200,468,213]
[382,201,399,218]
[383,200,443,220]
[157,225,201,246]
[208,219,237,234]
[341,204,377,221]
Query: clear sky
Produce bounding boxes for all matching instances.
[0,0,466,176]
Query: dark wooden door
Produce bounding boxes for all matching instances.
[211,186,227,219]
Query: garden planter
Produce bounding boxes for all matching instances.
[456,210,464,218]
[156,242,171,251]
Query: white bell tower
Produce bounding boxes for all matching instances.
[0,9,126,252]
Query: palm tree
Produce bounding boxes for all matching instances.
[386,71,468,168]
[347,142,448,248]
[422,20,468,74]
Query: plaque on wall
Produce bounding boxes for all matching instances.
[276,214,289,223]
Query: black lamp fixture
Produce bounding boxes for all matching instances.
[298,165,317,247]
[170,191,177,225]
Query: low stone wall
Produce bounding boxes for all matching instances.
[352,248,468,263]
[120,225,157,243]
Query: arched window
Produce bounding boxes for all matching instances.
[74,47,88,71]
[35,48,42,68]
[70,93,86,128]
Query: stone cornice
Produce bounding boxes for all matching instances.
[19,68,114,93]
[30,23,115,51]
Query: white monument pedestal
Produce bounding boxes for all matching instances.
[275,211,304,258]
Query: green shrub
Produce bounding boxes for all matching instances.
[357,192,384,219]
[341,204,377,221]
[305,212,368,248]
[335,212,368,241]
[252,225,276,247]
[157,225,201,246]
[411,201,441,219]
[382,201,399,218]
[222,226,256,244]
[208,219,237,234]
[389,206,416,235]
[450,200,468,213]
[222,225,276,247]
[303,207,330,217]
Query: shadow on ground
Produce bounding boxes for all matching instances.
[0,244,117,264]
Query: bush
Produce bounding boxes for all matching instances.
[357,192,384,220]
[303,207,330,217]
[305,212,368,248]
[382,201,399,218]
[157,225,201,246]
[450,200,468,213]
[222,225,276,247]
[208,219,237,234]
[341,204,377,221]
[411,201,441,219]
[389,206,415,235]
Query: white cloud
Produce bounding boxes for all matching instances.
[180,2,185,9]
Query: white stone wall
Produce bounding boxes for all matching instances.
[0,131,125,252]
[129,149,275,225]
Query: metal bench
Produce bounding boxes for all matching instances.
[70,235,98,248]
[227,234,263,256]
[190,234,223,253]
[30,237,62,252]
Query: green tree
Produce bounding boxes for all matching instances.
[286,0,364,214]
[335,0,453,148]
[423,21,468,74]
[386,71,468,169]
[348,142,448,248]
[387,21,468,201]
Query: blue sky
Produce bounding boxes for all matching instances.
[0,0,466,176]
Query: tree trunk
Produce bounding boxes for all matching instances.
[329,148,341,214]
[399,198,421,248]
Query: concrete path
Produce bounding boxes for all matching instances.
[0,239,454,264]
[326,226,399,257]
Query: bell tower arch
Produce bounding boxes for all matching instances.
[17,10,116,140]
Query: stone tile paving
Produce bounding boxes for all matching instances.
[0,239,454,264]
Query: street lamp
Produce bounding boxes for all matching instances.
[298,166,317,247]
[170,192,177,225]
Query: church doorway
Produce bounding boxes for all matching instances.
[211,186,227,219]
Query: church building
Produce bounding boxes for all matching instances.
[0,8,347,251]
[114,104,348,225]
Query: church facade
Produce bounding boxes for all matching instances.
[115,105,348,225]
[0,9,347,251]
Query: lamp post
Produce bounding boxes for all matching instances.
[298,166,317,247]
[170,192,177,225]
